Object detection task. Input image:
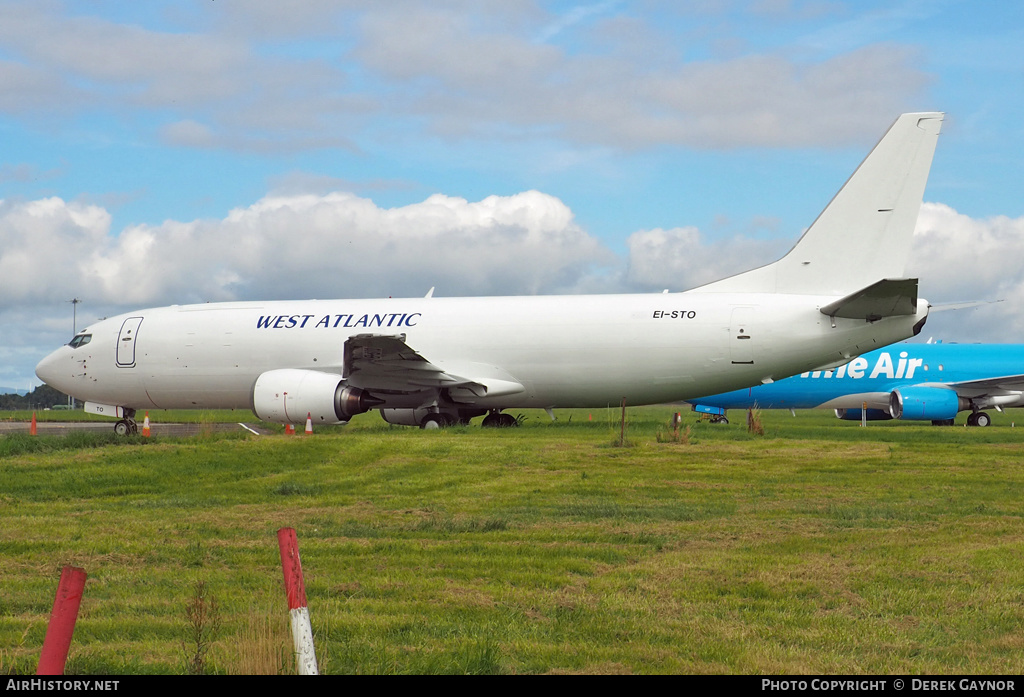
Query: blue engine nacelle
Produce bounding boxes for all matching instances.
[834,408,892,421]
[889,386,967,421]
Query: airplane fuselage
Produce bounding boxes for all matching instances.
[690,343,1024,414]
[36,292,928,416]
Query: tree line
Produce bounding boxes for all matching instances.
[0,384,72,411]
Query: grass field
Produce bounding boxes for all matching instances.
[2,406,1023,674]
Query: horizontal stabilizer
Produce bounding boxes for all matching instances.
[819,278,918,321]
[929,299,1005,312]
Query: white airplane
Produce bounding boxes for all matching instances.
[36,112,943,433]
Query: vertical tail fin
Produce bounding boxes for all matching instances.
[693,112,943,296]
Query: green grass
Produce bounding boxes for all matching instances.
[2,406,1024,674]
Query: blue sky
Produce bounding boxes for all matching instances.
[2,0,1023,389]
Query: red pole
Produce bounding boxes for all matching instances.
[277,528,318,674]
[37,566,87,675]
[278,528,308,611]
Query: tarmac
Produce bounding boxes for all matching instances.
[0,421,273,437]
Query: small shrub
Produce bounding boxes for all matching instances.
[181,581,222,675]
[747,407,765,436]
[656,425,691,444]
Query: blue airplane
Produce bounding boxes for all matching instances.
[688,343,1024,427]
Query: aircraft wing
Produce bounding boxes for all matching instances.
[342,333,525,399]
[834,375,1024,408]
[946,374,1024,399]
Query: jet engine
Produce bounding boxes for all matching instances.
[251,369,380,424]
[834,408,892,421]
[888,386,967,421]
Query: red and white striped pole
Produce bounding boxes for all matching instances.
[277,527,318,675]
[37,565,87,675]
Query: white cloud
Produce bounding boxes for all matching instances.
[160,120,217,148]
[625,225,790,290]
[8,194,1021,318]
[353,7,926,149]
[0,197,111,304]
[908,202,1024,341]
[0,2,927,151]
[911,202,1024,300]
[0,190,613,312]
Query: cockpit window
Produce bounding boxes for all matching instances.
[68,334,92,349]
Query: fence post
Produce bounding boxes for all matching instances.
[37,566,87,675]
[619,397,627,446]
[277,528,318,675]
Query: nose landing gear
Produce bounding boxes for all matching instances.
[113,408,138,435]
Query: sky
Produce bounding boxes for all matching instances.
[1,0,1023,390]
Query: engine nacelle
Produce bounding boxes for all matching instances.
[835,408,892,421]
[379,408,431,426]
[889,386,967,421]
[251,369,380,424]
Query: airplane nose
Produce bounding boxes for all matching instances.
[35,348,67,388]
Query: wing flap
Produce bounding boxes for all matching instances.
[947,374,1024,398]
[343,333,525,399]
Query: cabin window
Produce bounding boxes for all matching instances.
[68,334,92,348]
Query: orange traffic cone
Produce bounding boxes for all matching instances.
[304,413,313,435]
[30,412,37,436]
[285,423,294,435]
[142,411,151,437]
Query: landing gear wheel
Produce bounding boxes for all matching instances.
[482,411,518,428]
[968,411,991,427]
[113,420,133,436]
[420,413,454,430]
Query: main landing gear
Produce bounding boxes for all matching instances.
[113,408,138,435]
[966,411,992,427]
[420,413,457,429]
[417,409,518,428]
[481,410,518,428]
[941,411,993,427]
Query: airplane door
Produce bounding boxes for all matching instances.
[730,307,755,365]
[116,317,144,368]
